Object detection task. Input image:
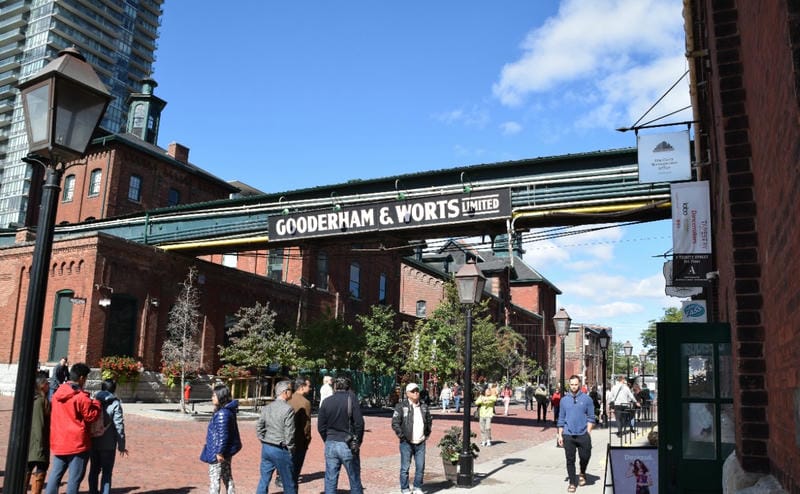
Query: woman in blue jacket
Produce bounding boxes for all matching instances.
[201,384,242,494]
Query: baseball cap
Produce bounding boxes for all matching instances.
[406,383,420,392]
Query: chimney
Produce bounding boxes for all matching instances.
[168,142,189,163]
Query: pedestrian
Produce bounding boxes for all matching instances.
[557,375,596,493]
[201,383,241,494]
[453,382,463,413]
[551,388,561,426]
[475,386,497,446]
[317,376,364,494]
[48,357,69,401]
[589,385,602,426]
[256,380,296,494]
[88,379,129,494]
[27,371,50,494]
[609,376,637,436]
[524,382,535,411]
[287,376,312,486]
[45,362,101,494]
[535,384,549,422]
[501,384,512,416]
[439,382,452,412]
[391,382,432,494]
[319,375,333,406]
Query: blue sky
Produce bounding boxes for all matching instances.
[152,0,690,352]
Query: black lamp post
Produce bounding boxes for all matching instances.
[553,308,572,393]
[623,340,633,382]
[639,349,647,379]
[3,48,110,494]
[454,261,485,488]
[598,329,610,427]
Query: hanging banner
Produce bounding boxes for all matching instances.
[268,188,511,241]
[671,181,712,286]
[638,130,692,183]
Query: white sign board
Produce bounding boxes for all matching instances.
[638,130,692,183]
[671,181,713,285]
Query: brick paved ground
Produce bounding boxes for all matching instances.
[0,397,558,493]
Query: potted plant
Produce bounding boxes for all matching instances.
[437,426,479,483]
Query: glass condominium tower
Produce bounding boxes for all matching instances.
[0,0,164,228]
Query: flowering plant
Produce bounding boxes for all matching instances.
[437,426,479,464]
[161,362,198,388]
[98,355,141,384]
[216,364,251,379]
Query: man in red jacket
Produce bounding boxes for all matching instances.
[45,362,101,494]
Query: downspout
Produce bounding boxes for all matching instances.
[99,143,112,218]
[683,0,706,180]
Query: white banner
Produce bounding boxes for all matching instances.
[638,130,692,183]
[672,181,711,254]
[682,300,708,322]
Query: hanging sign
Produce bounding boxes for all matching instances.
[638,130,691,183]
[268,188,511,241]
[671,181,712,286]
[681,300,708,322]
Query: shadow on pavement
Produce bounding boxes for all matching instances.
[120,489,196,494]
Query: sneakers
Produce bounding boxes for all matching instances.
[401,490,411,494]
[413,489,424,494]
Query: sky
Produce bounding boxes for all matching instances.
[151,0,691,352]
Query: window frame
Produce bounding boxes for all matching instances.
[128,174,142,202]
[88,169,102,197]
[62,174,75,202]
[349,261,361,299]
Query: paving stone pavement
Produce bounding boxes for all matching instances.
[0,396,650,493]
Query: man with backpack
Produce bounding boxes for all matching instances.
[88,379,128,494]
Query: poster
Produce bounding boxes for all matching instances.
[608,446,658,493]
[637,130,692,183]
[671,181,712,285]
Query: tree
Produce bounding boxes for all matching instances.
[494,325,527,383]
[641,306,681,349]
[357,304,401,377]
[162,267,203,413]
[218,301,304,378]
[299,312,364,372]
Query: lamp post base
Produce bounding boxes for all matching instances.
[457,453,474,487]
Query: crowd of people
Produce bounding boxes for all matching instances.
[25,358,653,494]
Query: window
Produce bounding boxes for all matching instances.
[222,253,237,268]
[128,175,142,201]
[349,262,361,298]
[167,188,180,206]
[378,272,387,304]
[268,248,284,281]
[316,251,329,290]
[62,175,75,202]
[48,290,74,360]
[88,169,102,196]
[416,300,427,318]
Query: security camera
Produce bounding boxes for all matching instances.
[705,270,719,280]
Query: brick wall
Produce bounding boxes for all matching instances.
[696,0,800,488]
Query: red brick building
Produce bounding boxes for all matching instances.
[687,1,800,490]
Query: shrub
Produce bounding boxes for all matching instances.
[161,361,198,388]
[98,355,141,384]
[216,364,251,379]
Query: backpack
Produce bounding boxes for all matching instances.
[89,397,115,438]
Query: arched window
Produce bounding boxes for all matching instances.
[62,175,75,202]
[349,262,360,299]
[416,300,427,318]
[317,251,329,290]
[88,169,102,196]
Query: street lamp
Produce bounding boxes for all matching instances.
[553,308,572,393]
[623,340,633,382]
[454,261,485,487]
[598,329,610,427]
[639,349,648,378]
[3,48,110,494]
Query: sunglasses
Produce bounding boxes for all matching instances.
[408,389,419,393]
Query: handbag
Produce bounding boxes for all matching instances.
[346,394,359,454]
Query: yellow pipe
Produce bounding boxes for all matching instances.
[512,200,671,219]
[159,235,270,251]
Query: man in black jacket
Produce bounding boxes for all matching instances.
[391,382,432,494]
[317,376,364,494]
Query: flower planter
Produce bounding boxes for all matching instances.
[442,460,458,483]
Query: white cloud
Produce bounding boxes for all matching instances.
[500,121,522,135]
[432,105,489,128]
[492,0,688,129]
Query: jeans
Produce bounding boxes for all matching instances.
[256,444,296,494]
[45,451,89,494]
[441,398,450,411]
[324,440,363,494]
[454,396,462,413]
[88,448,116,494]
[399,441,426,490]
[563,432,592,486]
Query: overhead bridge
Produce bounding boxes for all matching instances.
[1,147,672,255]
